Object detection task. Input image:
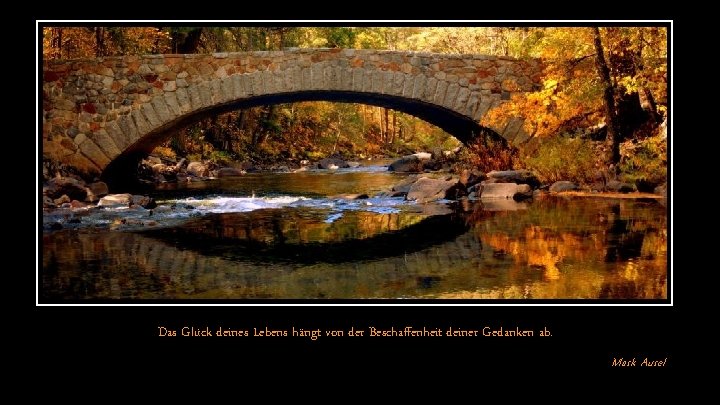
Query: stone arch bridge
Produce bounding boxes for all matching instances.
[42,48,543,179]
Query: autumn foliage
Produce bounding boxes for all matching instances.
[42,26,668,185]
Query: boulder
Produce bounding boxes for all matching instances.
[318,157,349,169]
[132,195,157,209]
[186,161,209,177]
[88,181,109,196]
[606,180,636,193]
[479,183,532,200]
[549,181,579,193]
[406,177,462,203]
[514,184,533,200]
[589,182,605,192]
[486,170,541,189]
[332,193,369,200]
[422,159,442,171]
[53,194,71,205]
[145,156,162,165]
[152,163,168,174]
[459,169,486,188]
[98,193,133,207]
[85,181,109,202]
[388,156,424,173]
[174,158,188,171]
[347,161,361,168]
[43,196,55,208]
[391,175,419,193]
[45,176,88,201]
[216,167,245,177]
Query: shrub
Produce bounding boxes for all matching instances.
[619,135,667,189]
[454,137,518,173]
[152,146,176,161]
[208,150,235,166]
[519,136,599,184]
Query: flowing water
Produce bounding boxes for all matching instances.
[41,161,668,301]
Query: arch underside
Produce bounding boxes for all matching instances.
[103,90,505,182]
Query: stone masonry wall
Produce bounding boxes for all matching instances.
[42,48,543,178]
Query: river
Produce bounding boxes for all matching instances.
[41,161,667,300]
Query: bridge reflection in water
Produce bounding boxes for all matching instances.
[41,197,666,300]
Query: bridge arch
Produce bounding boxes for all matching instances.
[42,49,543,179]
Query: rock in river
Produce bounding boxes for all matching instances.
[606,180,637,193]
[406,177,463,203]
[388,155,424,173]
[318,158,349,169]
[45,176,88,201]
[85,181,109,202]
[216,167,245,177]
[132,195,157,209]
[549,181,579,193]
[479,183,532,200]
[98,193,133,207]
[187,161,209,177]
[486,170,541,189]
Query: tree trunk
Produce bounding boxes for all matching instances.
[361,104,366,134]
[390,110,397,144]
[592,27,621,168]
[173,28,203,53]
[333,116,342,153]
[384,108,390,145]
[57,28,63,59]
[223,114,232,152]
[95,27,106,57]
[639,87,661,123]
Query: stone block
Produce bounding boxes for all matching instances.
[412,74,427,99]
[130,108,151,135]
[151,96,173,124]
[89,129,121,158]
[372,70,383,93]
[454,87,470,112]
[163,91,181,117]
[434,80,448,104]
[197,81,212,107]
[117,114,139,146]
[175,87,191,113]
[78,137,110,168]
[352,68,363,91]
[141,102,161,128]
[210,79,224,103]
[442,83,459,110]
[187,84,202,110]
[423,77,438,103]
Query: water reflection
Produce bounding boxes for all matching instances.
[438,197,667,299]
[41,193,666,300]
[144,208,469,264]
[153,169,406,199]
